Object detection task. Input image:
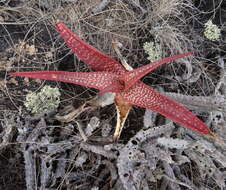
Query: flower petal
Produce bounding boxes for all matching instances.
[120,51,194,90]
[10,71,118,91]
[55,22,125,74]
[113,94,132,140]
[121,82,213,136]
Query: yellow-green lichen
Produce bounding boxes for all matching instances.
[24,85,61,114]
[204,20,221,41]
[143,41,162,62]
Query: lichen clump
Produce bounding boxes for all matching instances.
[204,20,221,41]
[24,85,61,114]
[143,41,162,62]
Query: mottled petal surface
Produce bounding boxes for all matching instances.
[55,22,125,74]
[10,71,118,91]
[120,51,194,90]
[121,82,213,136]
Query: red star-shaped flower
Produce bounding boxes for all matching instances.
[10,22,214,141]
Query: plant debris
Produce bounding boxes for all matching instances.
[1,0,226,189]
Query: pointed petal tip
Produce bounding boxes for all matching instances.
[207,130,216,137]
[55,21,64,27]
[55,20,62,24]
[9,72,34,77]
[186,50,195,55]
[9,72,20,77]
[9,72,37,80]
